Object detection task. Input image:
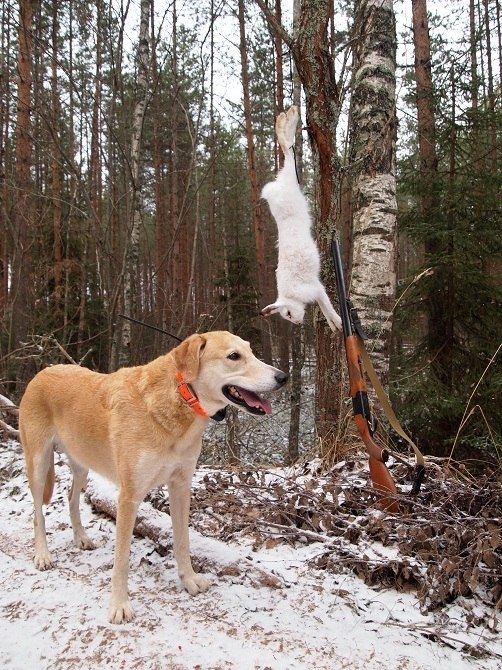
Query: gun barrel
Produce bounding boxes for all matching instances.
[331,239,352,337]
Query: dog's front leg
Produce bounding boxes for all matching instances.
[108,491,140,624]
[168,468,210,596]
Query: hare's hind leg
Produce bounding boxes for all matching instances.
[275,105,299,153]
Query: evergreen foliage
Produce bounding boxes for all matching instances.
[393,6,501,462]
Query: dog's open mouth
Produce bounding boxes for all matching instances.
[222,385,272,416]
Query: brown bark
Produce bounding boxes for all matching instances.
[470,0,480,171]
[483,0,497,165]
[238,0,272,364]
[152,12,168,337]
[411,0,445,371]
[286,0,304,465]
[274,0,290,373]
[497,0,502,84]
[293,0,344,450]
[119,0,151,366]
[170,0,182,331]
[11,0,34,360]
[255,0,346,448]
[0,2,13,319]
[206,0,217,318]
[79,0,103,361]
[51,1,63,314]
[411,0,438,217]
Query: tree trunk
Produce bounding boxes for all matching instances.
[238,0,272,364]
[412,0,439,216]
[170,1,182,335]
[293,0,344,452]
[287,0,304,465]
[51,1,63,316]
[79,0,103,362]
[256,0,347,450]
[411,0,445,376]
[119,0,151,367]
[349,0,398,385]
[0,1,12,320]
[152,10,168,340]
[10,0,35,375]
[483,0,497,166]
[469,0,480,171]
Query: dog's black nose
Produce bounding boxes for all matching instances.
[275,371,289,386]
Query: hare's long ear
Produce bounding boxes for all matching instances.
[261,302,284,317]
[173,334,206,381]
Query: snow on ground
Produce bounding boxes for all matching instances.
[0,438,500,670]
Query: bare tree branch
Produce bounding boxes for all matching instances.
[253,0,294,49]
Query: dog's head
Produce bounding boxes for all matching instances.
[173,331,288,416]
[261,300,305,325]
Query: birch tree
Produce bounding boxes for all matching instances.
[348,0,398,383]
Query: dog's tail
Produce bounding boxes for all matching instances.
[43,451,55,505]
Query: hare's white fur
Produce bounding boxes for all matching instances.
[261,106,342,331]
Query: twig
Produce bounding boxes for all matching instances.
[252,518,332,544]
[51,337,79,365]
[384,620,502,660]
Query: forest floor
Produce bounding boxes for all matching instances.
[0,430,500,670]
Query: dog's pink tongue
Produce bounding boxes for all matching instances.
[239,389,272,414]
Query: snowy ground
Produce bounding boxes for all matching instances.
[0,438,500,670]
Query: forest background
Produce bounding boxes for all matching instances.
[0,0,500,470]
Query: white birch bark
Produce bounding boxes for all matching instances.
[349,0,398,384]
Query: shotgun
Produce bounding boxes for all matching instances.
[331,239,399,512]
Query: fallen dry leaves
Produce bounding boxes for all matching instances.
[147,456,501,617]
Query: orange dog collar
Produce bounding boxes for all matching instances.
[176,371,208,418]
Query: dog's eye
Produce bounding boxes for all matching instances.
[287,311,292,318]
[227,352,241,361]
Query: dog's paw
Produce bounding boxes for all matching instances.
[34,550,54,570]
[73,532,96,551]
[182,572,211,596]
[108,599,135,624]
[275,105,299,152]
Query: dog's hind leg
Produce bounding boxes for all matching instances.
[316,285,343,332]
[276,105,299,153]
[24,437,56,570]
[66,454,96,550]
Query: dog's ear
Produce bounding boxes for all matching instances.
[173,334,206,382]
[261,303,283,317]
